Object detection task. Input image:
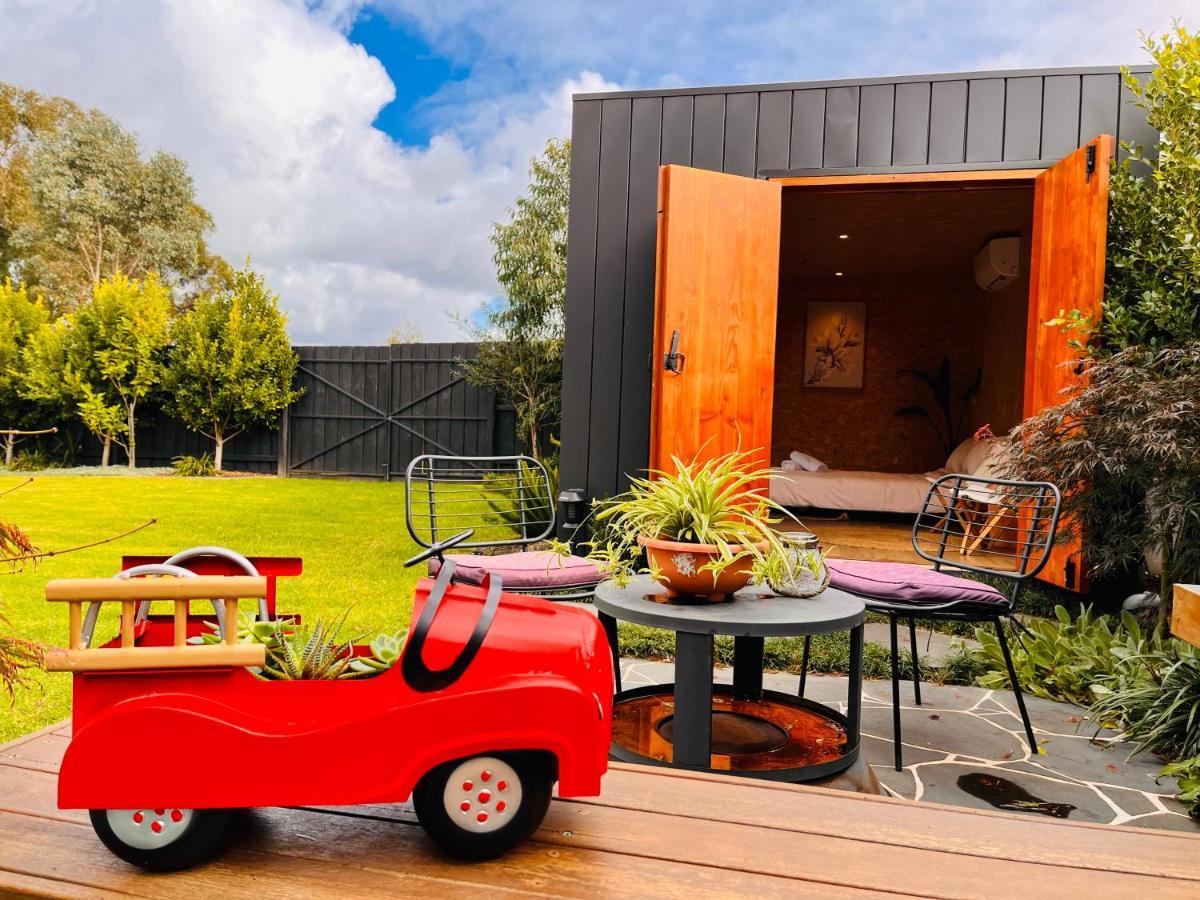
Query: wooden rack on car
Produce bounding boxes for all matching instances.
[44,576,269,672]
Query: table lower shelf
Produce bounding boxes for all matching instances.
[610,683,859,782]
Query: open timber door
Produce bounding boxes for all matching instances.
[1024,135,1114,591]
[648,165,782,480]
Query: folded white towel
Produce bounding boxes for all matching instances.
[789,450,829,472]
[780,459,798,471]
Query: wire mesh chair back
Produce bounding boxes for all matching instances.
[912,474,1062,584]
[404,455,557,551]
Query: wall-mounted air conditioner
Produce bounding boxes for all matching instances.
[974,236,1020,291]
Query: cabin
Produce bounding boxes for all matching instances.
[559,66,1159,591]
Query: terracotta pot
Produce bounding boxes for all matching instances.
[638,535,767,602]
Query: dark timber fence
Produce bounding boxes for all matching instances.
[78,343,516,477]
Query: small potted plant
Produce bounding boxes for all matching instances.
[585,449,796,601]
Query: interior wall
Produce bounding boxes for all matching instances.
[771,185,1034,474]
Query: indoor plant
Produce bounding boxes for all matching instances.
[586,449,796,600]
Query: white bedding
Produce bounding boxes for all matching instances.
[769,467,944,514]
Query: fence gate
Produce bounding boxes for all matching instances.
[282,344,512,479]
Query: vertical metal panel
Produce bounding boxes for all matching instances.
[1041,75,1081,160]
[823,86,859,167]
[723,92,759,176]
[965,78,1005,162]
[928,80,967,164]
[756,90,792,172]
[1079,73,1120,143]
[790,89,825,168]
[660,95,693,165]
[559,99,602,495]
[892,81,931,165]
[1003,76,1042,161]
[616,96,662,488]
[1118,71,1158,163]
[586,98,632,497]
[857,84,894,166]
[691,94,726,171]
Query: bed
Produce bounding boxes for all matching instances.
[769,467,943,514]
[769,438,993,515]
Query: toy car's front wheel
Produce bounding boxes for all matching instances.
[89,807,231,871]
[413,751,553,860]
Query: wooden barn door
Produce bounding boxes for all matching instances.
[1024,134,1114,590]
[648,165,782,479]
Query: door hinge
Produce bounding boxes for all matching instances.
[663,329,686,374]
[1085,144,1096,182]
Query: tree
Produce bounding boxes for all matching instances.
[458,138,569,460]
[0,280,48,428]
[1090,26,1200,353]
[9,108,213,309]
[23,273,171,466]
[0,83,80,279]
[1001,344,1200,635]
[164,265,301,471]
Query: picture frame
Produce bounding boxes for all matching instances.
[803,301,866,389]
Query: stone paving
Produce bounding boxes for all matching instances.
[618,658,1199,832]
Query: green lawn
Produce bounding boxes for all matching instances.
[0,474,436,742]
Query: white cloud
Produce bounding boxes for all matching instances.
[0,0,614,342]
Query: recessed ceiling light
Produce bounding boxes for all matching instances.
[838,234,849,239]
[835,271,844,276]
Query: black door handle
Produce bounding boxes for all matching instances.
[663,329,686,374]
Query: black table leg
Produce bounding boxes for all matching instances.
[846,623,863,750]
[598,612,622,692]
[732,635,764,701]
[673,631,714,768]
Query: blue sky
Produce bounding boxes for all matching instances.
[0,0,1187,342]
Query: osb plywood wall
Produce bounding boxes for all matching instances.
[771,185,1033,473]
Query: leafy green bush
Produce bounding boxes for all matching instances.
[969,605,1169,706]
[171,453,216,477]
[8,449,56,471]
[1091,644,1200,762]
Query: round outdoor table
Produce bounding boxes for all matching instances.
[596,576,866,782]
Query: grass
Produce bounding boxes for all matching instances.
[0,474,434,742]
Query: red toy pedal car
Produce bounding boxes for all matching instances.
[45,533,613,870]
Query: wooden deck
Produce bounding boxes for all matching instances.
[3,723,1200,898]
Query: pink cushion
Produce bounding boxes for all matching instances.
[428,551,602,590]
[827,560,1008,608]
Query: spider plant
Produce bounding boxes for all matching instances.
[586,449,798,589]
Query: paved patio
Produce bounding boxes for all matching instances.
[620,659,1199,832]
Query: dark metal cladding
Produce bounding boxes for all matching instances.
[562,66,1156,503]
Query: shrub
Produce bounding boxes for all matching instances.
[8,449,56,471]
[171,453,216,477]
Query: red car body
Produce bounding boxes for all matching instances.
[59,576,613,811]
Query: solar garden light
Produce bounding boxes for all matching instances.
[557,488,587,542]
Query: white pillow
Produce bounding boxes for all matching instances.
[945,438,975,473]
[789,450,829,472]
[963,439,993,475]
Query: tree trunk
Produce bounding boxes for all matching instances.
[126,402,136,469]
[213,429,224,472]
[4,434,13,468]
[101,436,111,467]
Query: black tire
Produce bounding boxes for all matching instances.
[89,808,232,872]
[412,751,553,860]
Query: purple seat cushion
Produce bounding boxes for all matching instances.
[428,551,602,590]
[827,560,1008,608]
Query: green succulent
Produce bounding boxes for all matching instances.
[187,611,296,648]
[349,629,408,675]
[260,613,359,681]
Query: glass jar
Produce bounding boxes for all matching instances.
[769,531,830,598]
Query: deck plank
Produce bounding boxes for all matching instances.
[2,725,1199,898]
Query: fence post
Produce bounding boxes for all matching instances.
[277,407,290,478]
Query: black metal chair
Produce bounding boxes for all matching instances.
[798,474,1062,770]
[403,454,603,602]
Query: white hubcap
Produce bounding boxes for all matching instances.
[441,756,522,834]
[106,808,194,850]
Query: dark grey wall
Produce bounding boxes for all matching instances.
[560,66,1158,501]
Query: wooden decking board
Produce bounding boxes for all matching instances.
[2,725,1198,898]
[587,765,1200,879]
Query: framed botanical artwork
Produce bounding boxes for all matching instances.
[803,301,866,388]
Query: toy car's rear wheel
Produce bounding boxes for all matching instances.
[89,807,231,871]
[413,751,553,860]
